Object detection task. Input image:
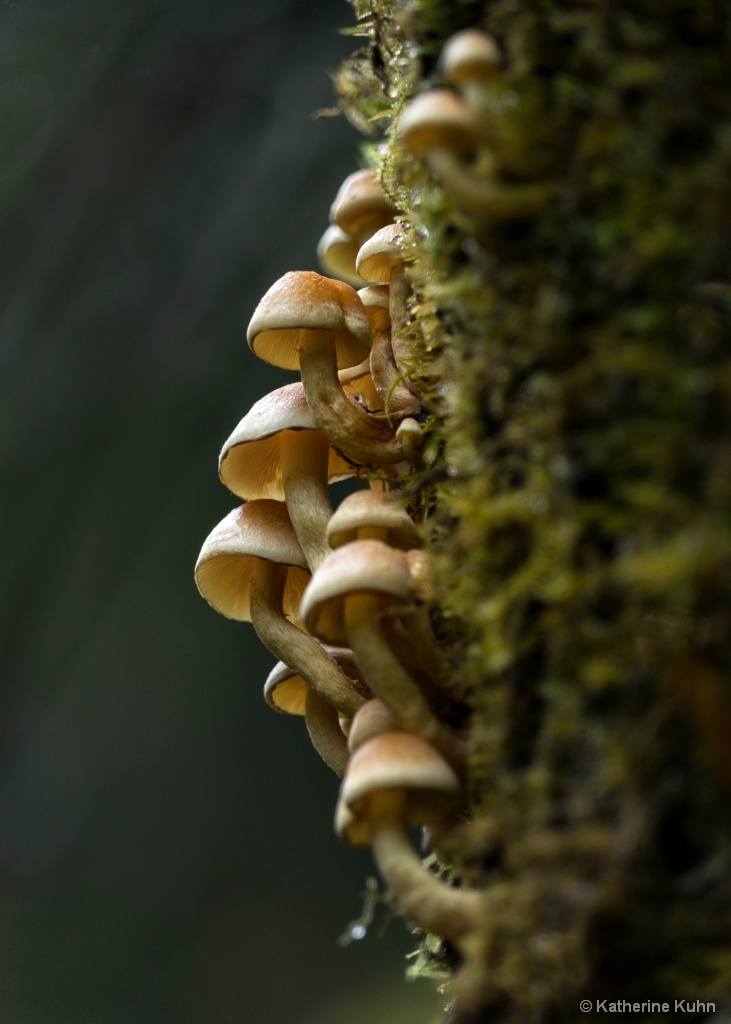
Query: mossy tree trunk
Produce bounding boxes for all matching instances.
[337,1,731,1020]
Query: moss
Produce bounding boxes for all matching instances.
[336,0,731,1019]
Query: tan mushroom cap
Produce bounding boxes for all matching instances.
[219,383,353,501]
[337,731,461,846]
[356,223,409,285]
[396,89,476,157]
[195,501,309,622]
[327,491,421,551]
[347,699,400,753]
[329,169,394,239]
[301,539,416,645]
[439,29,501,85]
[317,224,362,286]
[264,647,365,715]
[247,271,371,371]
[358,285,391,332]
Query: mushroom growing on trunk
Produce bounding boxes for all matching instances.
[195,501,364,717]
[247,271,405,466]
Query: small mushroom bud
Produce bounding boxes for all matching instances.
[247,271,405,467]
[439,29,502,121]
[194,501,364,717]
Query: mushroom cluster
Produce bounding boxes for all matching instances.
[397,29,553,221]
[194,168,484,994]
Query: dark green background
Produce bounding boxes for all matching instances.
[0,2,436,1021]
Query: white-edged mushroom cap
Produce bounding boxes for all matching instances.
[264,647,366,715]
[317,224,362,286]
[439,29,501,85]
[336,731,461,846]
[327,491,421,551]
[301,539,417,645]
[329,169,394,239]
[247,271,372,371]
[356,223,410,284]
[396,89,476,157]
[219,383,354,501]
[195,501,309,622]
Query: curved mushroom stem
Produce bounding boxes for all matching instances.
[280,430,332,572]
[299,336,405,467]
[343,592,464,771]
[426,149,553,219]
[370,326,421,422]
[250,559,364,717]
[387,266,413,380]
[305,687,349,776]
[369,790,480,944]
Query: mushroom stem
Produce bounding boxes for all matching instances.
[343,592,463,770]
[388,266,412,378]
[370,326,420,422]
[299,336,405,466]
[280,430,332,572]
[305,687,349,776]
[426,149,552,219]
[369,789,480,943]
[250,559,364,717]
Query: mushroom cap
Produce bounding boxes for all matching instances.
[219,383,354,501]
[327,491,421,551]
[347,699,400,753]
[336,731,462,846]
[358,285,391,333]
[396,89,476,157]
[247,271,372,371]
[264,646,364,715]
[329,169,394,239]
[440,29,501,85]
[356,223,409,284]
[317,224,362,286]
[301,539,417,645]
[195,501,309,622]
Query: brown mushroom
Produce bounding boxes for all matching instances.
[335,731,480,948]
[300,539,463,769]
[194,501,363,717]
[247,271,404,466]
[264,648,367,776]
[219,383,354,571]
[329,168,395,244]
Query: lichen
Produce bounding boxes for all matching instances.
[336,0,731,1019]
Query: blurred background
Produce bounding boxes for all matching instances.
[0,2,438,1021]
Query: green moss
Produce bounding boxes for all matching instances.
[336,0,731,1018]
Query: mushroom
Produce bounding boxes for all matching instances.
[326,493,448,691]
[247,271,404,467]
[219,382,354,572]
[335,730,480,953]
[356,224,413,373]
[264,648,368,776]
[358,284,421,421]
[397,89,551,220]
[329,168,395,245]
[194,501,364,717]
[439,29,502,122]
[300,538,463,770]
[326,490,420,550]
[316,223,362,287]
